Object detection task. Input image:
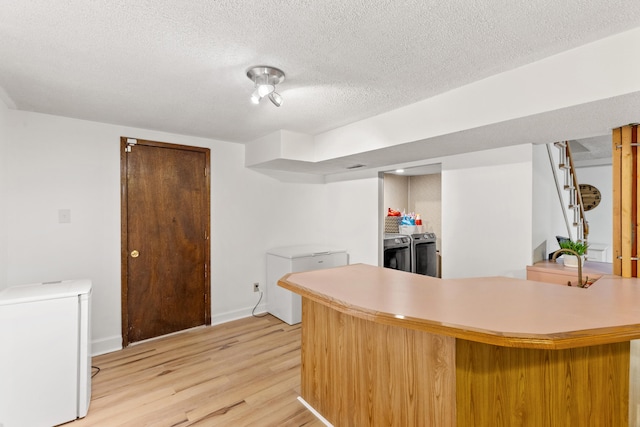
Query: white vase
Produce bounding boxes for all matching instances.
[563,255,583,268]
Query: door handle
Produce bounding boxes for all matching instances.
[130,250,140,258]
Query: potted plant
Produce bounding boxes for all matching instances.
[558,240,588,268]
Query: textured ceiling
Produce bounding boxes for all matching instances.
[570,136,612,163]
[1,0,640,146]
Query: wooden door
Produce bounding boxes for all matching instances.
[121,137,210,346]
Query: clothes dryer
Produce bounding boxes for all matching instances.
[383,233,412,272]
[411,232,437,277]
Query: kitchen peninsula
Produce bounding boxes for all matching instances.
[279,263,640,426]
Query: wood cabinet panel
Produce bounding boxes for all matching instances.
[301,298,456,426]
[301,297,632,426]
[456,340,629,426]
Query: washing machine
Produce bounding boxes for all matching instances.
[383,233,412,272]
[411,232,437,277]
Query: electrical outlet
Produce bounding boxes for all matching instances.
[253,282,260,292]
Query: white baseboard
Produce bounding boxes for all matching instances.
[90,302,269,356]
[92,335,122,356]
[211,302,268,326]
[297,396,333,426]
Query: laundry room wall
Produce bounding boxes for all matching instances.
[383,173,408,214]
[408,173,442,249]
[381,172,442,248]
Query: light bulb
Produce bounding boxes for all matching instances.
[250,88,261,104]
[257,84,275,97]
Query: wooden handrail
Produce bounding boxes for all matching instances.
[561,141,589,243]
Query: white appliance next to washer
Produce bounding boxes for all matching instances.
[267,245,348,325]
[0,279,92,427]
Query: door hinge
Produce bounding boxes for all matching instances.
[125,138,137,153]
[204,263,208,278]
[204,167,208,177]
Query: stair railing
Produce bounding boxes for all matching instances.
[553,141,589,246]
[546,144,573,241]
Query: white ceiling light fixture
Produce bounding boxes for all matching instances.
[268,91,283,107]
[246,66,285,107]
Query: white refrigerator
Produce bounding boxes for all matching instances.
[267,245,348,325]
[0,279,92,427]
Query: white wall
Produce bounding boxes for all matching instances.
[3,110,328,355]
[324,177,380,266]
[441,145,533,279]
[5,111,122,354]
[0,99,8,287]
[532,144,573,262]
[530,145,612,263]
[209,148,329,320]
[2,108,543,354]
[576,165,612,262]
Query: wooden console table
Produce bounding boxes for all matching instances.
[279,263,640,426]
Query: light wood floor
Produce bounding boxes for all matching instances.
[68,315,324,427]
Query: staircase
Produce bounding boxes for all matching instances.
[553,141,589,246]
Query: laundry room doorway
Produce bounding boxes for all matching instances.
[382,164,442,277]
[120,137,210,346]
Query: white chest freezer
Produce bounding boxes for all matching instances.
[0,279,92,427]
[267,245,348,325]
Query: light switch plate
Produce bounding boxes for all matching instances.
[58,209,71,223]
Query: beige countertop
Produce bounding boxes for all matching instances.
[279,263,640,349]
[527,258,613,275]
